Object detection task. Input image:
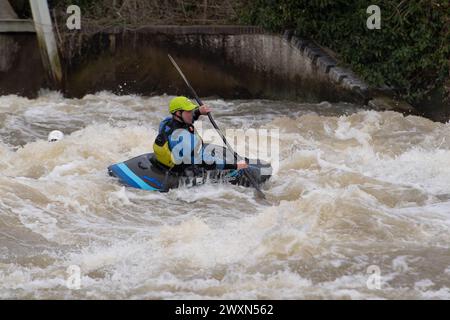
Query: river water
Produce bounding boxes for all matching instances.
[0,91,449,299]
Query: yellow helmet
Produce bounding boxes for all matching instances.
[169,96,197,114]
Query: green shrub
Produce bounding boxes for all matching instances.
[240,0,449,104]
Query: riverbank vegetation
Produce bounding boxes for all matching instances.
[241,0,449,106]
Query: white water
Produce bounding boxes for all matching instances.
[0,91,449,299]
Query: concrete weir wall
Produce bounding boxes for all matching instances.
[0,0,46,96]
[1,19,378,107]
[0,34,46,96]
[62,26,369,104]
[0,0,16,18]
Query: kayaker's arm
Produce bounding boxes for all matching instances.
[167,124,248,171]
[193,105,212,121]
[198,161,238,171]
[193,108,201,121]
[199,146,248,171]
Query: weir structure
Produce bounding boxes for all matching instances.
[0,1,424,120]
[0,0,62,87]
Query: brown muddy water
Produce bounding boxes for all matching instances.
[0,91,449,299]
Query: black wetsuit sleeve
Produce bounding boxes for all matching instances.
[199,161,238,171]
[222,163,238,170]
[193,108,201,121]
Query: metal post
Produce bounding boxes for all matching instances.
[29,0,62,86]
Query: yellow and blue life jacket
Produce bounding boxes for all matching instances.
[153,116,238,172]
[153,117,203,169]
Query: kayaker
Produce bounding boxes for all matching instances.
[153,96,248,173]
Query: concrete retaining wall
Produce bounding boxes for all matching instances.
[1,24,424,118]
[0,34,46,96]
[61,26,369,104]
[0,0,17,19]
[1,0,443,119]
[0,0,47,96]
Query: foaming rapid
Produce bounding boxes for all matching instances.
[0,91,449,299]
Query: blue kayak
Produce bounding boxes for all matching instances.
[108,144,272,192]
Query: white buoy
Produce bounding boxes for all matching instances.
[48,130,64,142]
